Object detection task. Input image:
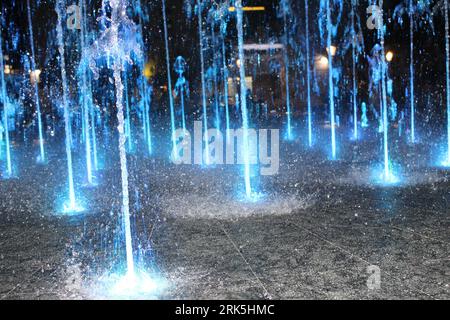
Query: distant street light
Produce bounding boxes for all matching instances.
[317,56,329,70]
[228,6,265,12]
[327,45,337,57]
[386,51,394,62]
[30,69,41,84]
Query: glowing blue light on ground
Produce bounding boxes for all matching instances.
[237,190,265,203]
[435,146,450,168]
[58,192,86,215]
[62,201,86,215]
[371,164,401,186]
[439,159,450,168]
[1,163,17,180]
[96,268,168,300]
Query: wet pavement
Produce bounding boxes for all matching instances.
[0,139,449,300]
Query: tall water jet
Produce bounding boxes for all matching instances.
[26,0,45,163]
[162,0,177,160]
[378,0,392,181]
[83,0,99,172]
[446,0,450,165]
[56,0,80,211]
[326,0,336,159]
[409,0,415,143]
[0,21,12,177]
[90,84,99,171]
[88,0,152,282]
[280,0,292,140]
[174,56,188,133]
[214,2,231,136]
[123,72,133,152]
[212,24,221,131]
[136,0,152,156]
[197,0,210,164]
[221,34,231,138]
[305,0,313,146]
[394,0,434,144]
[351,0,358,140]
[79,0,93,185]
[236,0,252,198]
[320,0,342,159]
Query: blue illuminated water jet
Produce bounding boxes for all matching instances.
[174,56,188,133]
[123,72,134,153]
[378,0,396,182]
[197,0,210,165]
[409,0,415,144]
[209,12,221,131]
[56,0,82,213]
[236,0,253,199]
[280,0,292,140]
[320,0,342,159]
[27,0,46,163]
[445,0,450,166]
[394,0,434,144]
[136,0,152,156]
[327,0,336,159]
[79,0,94,185]
[87,0,159,284]
[351,0,359,141]
[305,0,313,147]
[162,0,178,161]
[0,21,12,178]
[221,26,231,139]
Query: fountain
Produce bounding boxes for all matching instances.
[56,0,83,212]
[162,0,177,161]
[174,56,188,133]
[279,0,293,140]
[87,0,160,294]
[26,0,46,163]
[394,0,434,144]
[136,0,153,156]
[348,0,364,141]
[208,7,221,131]
[1,0,450,301]
[326,0,336,159]
[408,0,416,144]
[123,72,134,153]
[219,9,231,139]
[197,0,210,165]
[305,0,313,147]
[378,0,397,183]
[82,0,100,173]
[235,0,253,199]
[78,0,94,185]
[0,20,12,178]
[446,0,450,166]
[320,0,343,160]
